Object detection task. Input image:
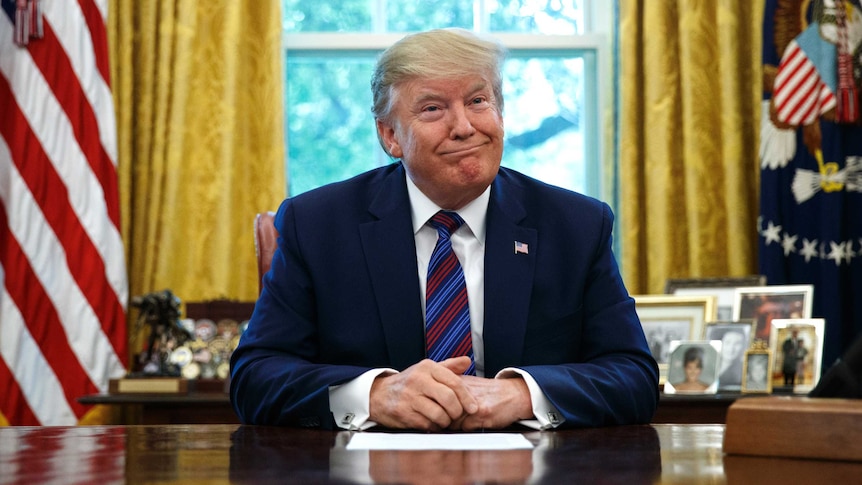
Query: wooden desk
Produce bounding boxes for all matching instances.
[2,424,859,484]
[79,391,743,425]
[78,392,239,424]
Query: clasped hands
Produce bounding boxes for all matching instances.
[368,356,533,431]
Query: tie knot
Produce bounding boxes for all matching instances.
[429,211,464,238]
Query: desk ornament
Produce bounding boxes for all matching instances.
[109,290,194,394]
[131,289,193,376]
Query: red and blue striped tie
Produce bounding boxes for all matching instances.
[425,211,475,375]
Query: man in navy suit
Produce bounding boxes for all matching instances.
[230,28,659,430]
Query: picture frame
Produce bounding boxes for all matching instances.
[741,348,773,394]
[666,275,766,321]
[769,318,825,394]
[732,284,814,342]
[703,321,757,391]
[663,340,721,395]
[634,295,718,384]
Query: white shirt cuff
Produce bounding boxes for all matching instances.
[496,367,565,430]
[329,368,397,430]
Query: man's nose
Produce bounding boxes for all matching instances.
[448,105,477,139]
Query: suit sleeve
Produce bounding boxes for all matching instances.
[519,203,660,426]
[229,200,370,428]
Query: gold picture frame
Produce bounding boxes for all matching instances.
[665,275,766,321]
[769,318,825,394]
[733,284,814,342]
[633,295,718,384]
[741,348,773,394]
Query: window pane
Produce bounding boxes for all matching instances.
[502,55,586,193]
[282,0,586,34]
[488,0,583,34]
[286,53,589,196]
[386,0,473,31]
[286,54,390,196]
[282,0,372,32]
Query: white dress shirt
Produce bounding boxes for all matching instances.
[329,176,562,430]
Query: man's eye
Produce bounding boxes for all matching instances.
[423,105,440,112]
[471,97,487,104]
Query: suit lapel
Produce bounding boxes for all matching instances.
[359,165,426,370]
[483,175,536,375]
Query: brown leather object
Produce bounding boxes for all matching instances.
[254,211,278,294]
[724,396,862,461]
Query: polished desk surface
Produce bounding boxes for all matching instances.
[78,391,747,425]
[3,424,862,484]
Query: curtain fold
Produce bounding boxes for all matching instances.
[108,1,286,342]
[619,0,764,294]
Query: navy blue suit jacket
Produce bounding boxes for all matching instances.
[230,164,659,428]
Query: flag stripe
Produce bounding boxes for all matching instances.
[0,17,127,346]
[1,9,127,305]
[773,38,837,127]
[0,199,92,421]
[0,134,125,386]
[0,345,40,426]
[0,0,127,425]
[48,0,118,165]
[26,22,120,227]
[0,76,126,362]
[0,275,78,426]
[75,0,111,85]
[783,77,819,125]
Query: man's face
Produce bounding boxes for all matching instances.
[722,332,745,360]
[377,74,504,210]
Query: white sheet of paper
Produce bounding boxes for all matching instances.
[345,433,533,450]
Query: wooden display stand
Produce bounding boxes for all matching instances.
[723,396,862,461]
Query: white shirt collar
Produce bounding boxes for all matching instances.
[405,175,490,244]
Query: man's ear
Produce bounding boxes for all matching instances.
[376,119,403,158]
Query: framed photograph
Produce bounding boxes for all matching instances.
[769,318,825,394]
[634,295,718,384]
[703,321,756,391]
[741,348,773,393]
[666,275,766,321]
[663,340,721,394]
[733,284,814,342]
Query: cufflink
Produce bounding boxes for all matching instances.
[341,413,355,425]
[547,411,560,425]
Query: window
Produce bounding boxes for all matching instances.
[282,1,612,199]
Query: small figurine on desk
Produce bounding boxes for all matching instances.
[131,289,194,376]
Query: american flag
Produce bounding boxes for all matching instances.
[772,23,836,126]
[0,0,127,425]
[514,241,529,255]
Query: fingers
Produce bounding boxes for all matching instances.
[437,357,478,414]
[448,376,533,431]
[424,361,478,417]
[369,359,478,430]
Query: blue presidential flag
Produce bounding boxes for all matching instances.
[760,0,862,371]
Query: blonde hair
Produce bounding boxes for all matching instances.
[371,28,507,156]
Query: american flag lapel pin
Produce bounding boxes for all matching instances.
[514,241,529,255]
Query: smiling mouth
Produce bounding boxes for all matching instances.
[441,144,484,156]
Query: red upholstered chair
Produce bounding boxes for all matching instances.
[254,211,279,294]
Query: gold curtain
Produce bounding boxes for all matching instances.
[107,1,286,311]
[82,1,284,424]
[618,1,764,294]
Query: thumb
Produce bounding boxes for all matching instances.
[439,356,472,374]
